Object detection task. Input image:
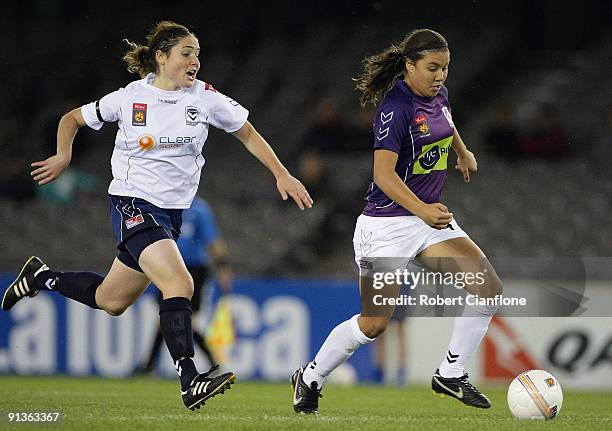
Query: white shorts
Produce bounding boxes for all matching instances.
[352,214,469,270]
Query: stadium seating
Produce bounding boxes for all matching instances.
[1,15,610,278]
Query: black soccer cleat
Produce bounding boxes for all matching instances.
[181,365,236,411]
[432,369,491,408]
[1,256,50,311]
[291,366,322,414]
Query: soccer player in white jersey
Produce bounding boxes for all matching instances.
[1,21,312,411]
[291,29,501,414]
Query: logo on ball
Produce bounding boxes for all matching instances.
[137,134,156,151]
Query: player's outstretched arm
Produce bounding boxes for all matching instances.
[31,107,86,185]
[231,121,313,210]
[451,127,477,183]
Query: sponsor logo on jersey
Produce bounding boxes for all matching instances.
[418,122,430,135]
[132,103,147,126]
[185,106,201,126]
[359,259,373,270]
[125,214,145,229]
[160,136,197,144]
[377,111,393,140]
[157,136,198,149]
[419,145,441,169]
[414,114,431,136]
[415,115,431,136]
[137,134,156,151]
[412,135,453,174]
[158,98,178,104]
[442,106,455,128]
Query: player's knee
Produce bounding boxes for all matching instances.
[359,318,388,339]
[162,272,194,299]
[179,272,194,298]
[476,272,503,298]
[485,273,503,297]
[103,302,129,316]
[492,276,503,296]
[365,324,387,339]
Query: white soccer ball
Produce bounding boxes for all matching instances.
[507,370,563,420]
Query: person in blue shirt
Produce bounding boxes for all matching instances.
[134,196,232,374]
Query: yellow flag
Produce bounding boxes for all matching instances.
[206,298,235,363]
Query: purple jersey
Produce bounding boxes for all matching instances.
[363,78,455,217]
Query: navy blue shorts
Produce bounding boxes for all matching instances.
[109,195,183,272]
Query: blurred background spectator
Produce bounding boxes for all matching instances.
[0,156,36,203]
[483,103,521,160]
[301,97,351,154]
[519,103,571,159]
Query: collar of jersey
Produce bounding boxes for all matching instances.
[144,73,189,96]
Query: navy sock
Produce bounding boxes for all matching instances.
[159,297,198,390]
[34,270,60,291]
[35,271,101,309]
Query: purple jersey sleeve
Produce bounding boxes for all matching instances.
[372,100,412,154]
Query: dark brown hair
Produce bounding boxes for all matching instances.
[122,21,195,78]
[354,29,448,107]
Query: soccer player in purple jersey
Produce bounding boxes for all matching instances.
[292,29,502,413]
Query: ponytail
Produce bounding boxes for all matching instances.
[122,39,154,78]
[354,29,448,107]
[122,21,194,78]
[354,45,406,107]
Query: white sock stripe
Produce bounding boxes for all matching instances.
[34,264,49,277]
[438,314,494,378]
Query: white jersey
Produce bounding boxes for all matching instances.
[81,73,248,209]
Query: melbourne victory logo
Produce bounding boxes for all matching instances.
[185,106,201,126]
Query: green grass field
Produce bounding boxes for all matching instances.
[0,376,610,430]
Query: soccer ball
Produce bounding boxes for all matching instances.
[507,370,563,420]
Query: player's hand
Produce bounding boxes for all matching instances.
[455,149,477,182]
[276,172,313,210]
[415,202,453,229]
[31,154,71,185]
